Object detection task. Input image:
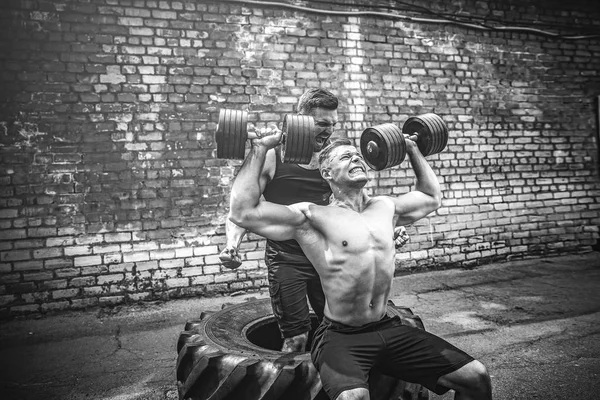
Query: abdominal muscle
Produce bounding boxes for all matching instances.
[318,248,395,326]
[298,198,397,326]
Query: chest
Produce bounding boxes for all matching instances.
[314,204,395,253]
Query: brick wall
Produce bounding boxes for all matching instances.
[1,0,599,317]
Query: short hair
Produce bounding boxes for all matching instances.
[296,88,338,115]
[318,137,354,171]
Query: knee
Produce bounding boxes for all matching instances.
[470,360,490,381]
[439,360,492,398]
[336,387,369,400]
[466,360,492,392]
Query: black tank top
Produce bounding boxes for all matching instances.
[263,149,331,254]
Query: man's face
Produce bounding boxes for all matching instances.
[310,107,338,152]
[325,145,368,188]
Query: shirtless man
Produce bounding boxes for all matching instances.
[229,133,492,400]
[219,89,409,352]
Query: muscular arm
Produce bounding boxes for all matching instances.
[392,141,442,226]
[224,151,274,243]
[219,148,276,268]
[229,144,307,241]
[224,218,247,248]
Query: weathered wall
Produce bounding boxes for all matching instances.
[1,0,599,316]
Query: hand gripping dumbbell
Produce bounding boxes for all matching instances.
[359,113,449,171]
[215,109,316,164]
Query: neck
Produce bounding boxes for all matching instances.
[329,186,368,212]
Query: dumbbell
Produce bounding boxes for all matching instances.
[360,113,449,171]
[215,109,316,164]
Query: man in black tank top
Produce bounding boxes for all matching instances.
[219,89,338,352]
[219,89,409,352]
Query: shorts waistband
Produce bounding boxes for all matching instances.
[322,314,391,332]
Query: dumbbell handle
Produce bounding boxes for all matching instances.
[246,126,283,141]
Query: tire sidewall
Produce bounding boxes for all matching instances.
[196,298,422,359]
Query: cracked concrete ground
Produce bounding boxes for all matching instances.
[1,252,599,400]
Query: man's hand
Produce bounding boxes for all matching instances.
[404,134,420,154]
[394,226,409,249]
[249,124,282,150]
[219,245,242,269]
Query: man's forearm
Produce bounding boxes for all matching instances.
[229,145,269,223]
[407,148,441,202]
[226,218,247,247]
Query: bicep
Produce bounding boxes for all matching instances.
[240,201,307,241]
[390,192,439,226]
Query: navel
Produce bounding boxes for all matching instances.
[369,302,373,308]
[342,240,348,247]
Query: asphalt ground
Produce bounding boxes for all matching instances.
[1,252,599,400]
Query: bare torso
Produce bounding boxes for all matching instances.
[295,196,397,326]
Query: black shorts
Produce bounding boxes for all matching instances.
[310,315,475,400]
[266,249,326,338]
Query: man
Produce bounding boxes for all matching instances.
[228,132,492,399]
[219,88,340,352]
[219,89,410,352]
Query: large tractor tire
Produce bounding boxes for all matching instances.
[176,298,430,400]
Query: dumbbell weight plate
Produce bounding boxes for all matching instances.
[216,109,248,160]
[402,114,434,156]
[429,114,449,154]
[421,115,439,156]
[360,123,406,171]
[380,123,405,168]
[420,113,445,156]
[426,115,444,155]
[402,113,448,157]
[360,127,386,171]
[281,114,315,164]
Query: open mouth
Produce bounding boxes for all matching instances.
[315,136,327,147]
